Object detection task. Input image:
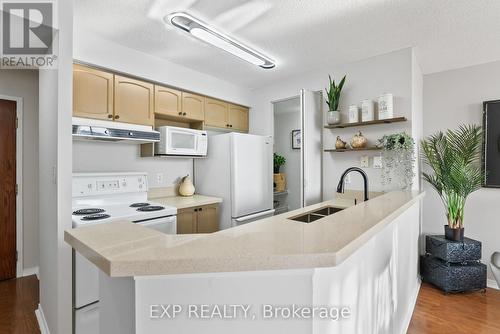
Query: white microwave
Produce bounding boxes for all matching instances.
[155,126,208,156]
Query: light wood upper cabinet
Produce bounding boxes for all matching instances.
[73,64,114,120]
[114,75,154,126]
[204,98,229,128]
[177,208,197,234]
[182,93,204,121]
[196,205,219,233]
[229,104,249,132]
[155,85,181,118]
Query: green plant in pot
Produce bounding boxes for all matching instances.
[421,124,484,241]
[273,153,286,174]
[325,74,346,125]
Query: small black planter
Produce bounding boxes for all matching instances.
[444,225,464,241]
[274,167,281,174]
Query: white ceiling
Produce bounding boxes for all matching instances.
[75,0,500,89]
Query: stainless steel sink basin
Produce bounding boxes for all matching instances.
[288,206,344,223]
[311,206,343,216]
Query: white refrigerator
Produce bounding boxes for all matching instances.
[195,133,275,230]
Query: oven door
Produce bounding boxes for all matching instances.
[135,215,177,234]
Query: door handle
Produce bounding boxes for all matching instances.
[234,209,275,223]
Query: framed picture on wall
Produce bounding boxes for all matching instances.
[292,129,301,149]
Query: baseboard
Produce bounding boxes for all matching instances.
[22,266,39,279]
[35,304,50,334]
[401,278,421,334]
[487,278,499,290]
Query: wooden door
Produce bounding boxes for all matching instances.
[182,93,204,121]
[229,104,249,132]
[0,100,17,280]
[196,205,219,233]
[73,64,114,121]
[155,85,182,118]
[114,75,154,126]
[177,208,197,234]
[204,98,229,128]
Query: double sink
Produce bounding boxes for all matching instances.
[288,206,344,223]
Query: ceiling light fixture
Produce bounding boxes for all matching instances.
[166,12,275,69]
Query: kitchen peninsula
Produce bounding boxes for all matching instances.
[65,191,424,334]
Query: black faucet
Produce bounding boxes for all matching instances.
[336,167,369,202]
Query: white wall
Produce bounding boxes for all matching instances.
[38,0,74,333]
[274,99,301,210]
[73,141,193,188]
[72,30,253,188]
[251,48,418,198]
[423,60,500,281]
[0,70,39,271]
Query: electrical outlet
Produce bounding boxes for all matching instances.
[156,173,164,185]
[360,155,369,168]
[373,156,383,169]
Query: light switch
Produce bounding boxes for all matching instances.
[360,155,369,168]
[373,156,382,169]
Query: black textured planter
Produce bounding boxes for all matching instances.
[274,167,280,174]
[426,235,481,263]
[444,225,464,241]
[421,255,487,293]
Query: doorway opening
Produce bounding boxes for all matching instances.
[273,96,301,214]
[271,90,323,214]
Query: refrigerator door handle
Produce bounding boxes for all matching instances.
[234,209,275,223]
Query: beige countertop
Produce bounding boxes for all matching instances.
[65,191,424,277]
[152,194,222,210]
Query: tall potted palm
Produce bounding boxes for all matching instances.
[421,124,484,241]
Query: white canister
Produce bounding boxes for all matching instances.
[348,105,359,123]
[361,99,375,122]
[378,93,394,120]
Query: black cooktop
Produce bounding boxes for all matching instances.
[81,213,111,221]
[136,205,165,212]
[130,203,151,208]
[73,208,105,215]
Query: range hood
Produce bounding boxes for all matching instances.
[72,117,160,144]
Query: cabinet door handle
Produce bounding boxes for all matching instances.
[194,208,198,212]
[230,124,233,128]
[108,114,113,119]
[199,207,203,211]
[178,112,182,115]
[114,115,120,120]
[183,112,187,116]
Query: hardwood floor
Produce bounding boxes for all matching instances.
[0,275,40,334]
[408,283,500,333]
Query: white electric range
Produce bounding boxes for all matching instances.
[71,172,177,334]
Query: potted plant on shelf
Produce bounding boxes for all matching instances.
[273,153,287,192]
[421,124,484,241]
[325,74,346,125]
[378,132,415,190]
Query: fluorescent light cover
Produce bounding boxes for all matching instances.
[167,12,275,69]
[190,28,265,66]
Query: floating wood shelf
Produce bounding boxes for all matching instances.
[324,147,382,153]
[324,116,407,129]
